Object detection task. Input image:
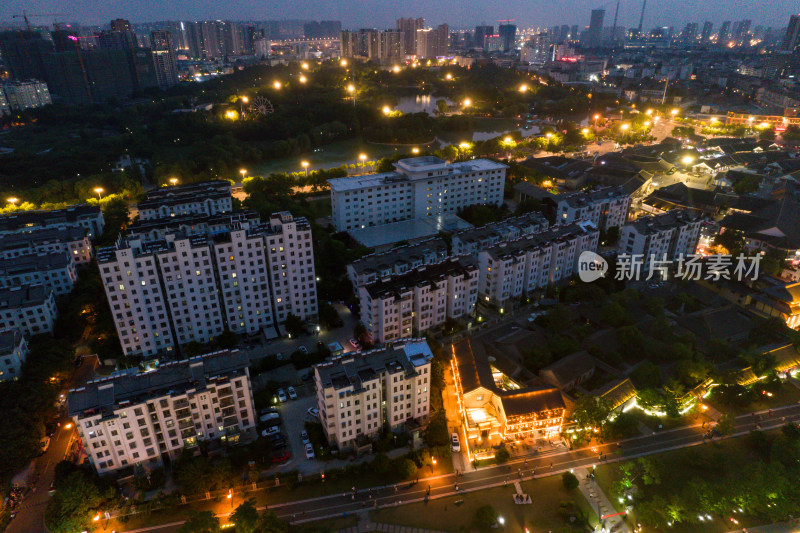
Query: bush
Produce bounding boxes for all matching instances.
[562,471,579,491]
[495,445,510,464]
[394,458,418,480]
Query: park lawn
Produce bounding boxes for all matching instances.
[593,431,781,533]
[371,476,597,533]
[704,381,800,416]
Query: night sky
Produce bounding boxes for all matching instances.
[1,0,795,29]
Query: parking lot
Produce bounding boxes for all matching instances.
[276,392,318,473]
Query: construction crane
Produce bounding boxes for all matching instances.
[12,10,65,31]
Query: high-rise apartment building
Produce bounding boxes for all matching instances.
[68,350,257,474]
[474,25,494,49]
[314,340,433,450]
[347,239,449,289]
[415,25,449,58]
[396,18,424,55]
[718,21,731,45]
[782,14,800,52]
[329,156,507,232]
[360,258,479,343]
[151,31,179,88]
[618,209,701,273]
[588,9,606,47]
[498,24,517,51]
[340,29,403,62]
[701,21,714,43]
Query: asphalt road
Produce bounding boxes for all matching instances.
[119,402,800,533]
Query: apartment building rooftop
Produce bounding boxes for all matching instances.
[67,350,250,418]
[555,186,629,208]
[316,340,433,393]
[0,251,70,276]
[137,180,231,210]
[328,157,508,192]
[626,209,700,235]
[452,211,549,245]
[125,210,260,238]
[0,225,86,254]
[0,284,50,309]
[0,204,101,233]
[349,238,448,281]
[364,257,478,300]
[484,221,598,260]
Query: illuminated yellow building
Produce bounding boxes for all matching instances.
[451,339,565,452]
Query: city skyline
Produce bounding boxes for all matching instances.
[1,0,796,31]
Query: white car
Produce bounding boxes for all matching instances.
[307,407,320,417]
[300,430,310,445]
[305,443,315,459]
[287,386,298,400]
[276,389,287,403]
[259,412,280,423]
[451,432,461,453]
[261,426,281,437]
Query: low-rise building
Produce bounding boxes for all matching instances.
[450,212,549,256]
[0,329,28,381]
[0,252,77,296]
[552,186,631,231]
[329,156,507,232]
[67,350,256,474]
[346,239,448,289]
[0,204,104,240]
[137,180,233,221]
[314,340,433,451]
[0,284,58,335]
[0,226,93,266]
[619,209,702,272]
[478,222,599,307]
[451,339,565,454]
[359,258,479,343]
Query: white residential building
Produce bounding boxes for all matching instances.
[137,180,233,221]
[0,284,58,335]
[0,204,104,240]
[0,226,93,266]
[329,156,507,231]
[67,350,256,474]
[478,222,599,307]
[450,211,549,256]
[359,258,479,343]
[98,212,317,357]
[0,252,77,296]
[346,239,448,289]
[0,330,28,381]
[619,209,702,272]
[314,340,433,450]
[553,186,631,231]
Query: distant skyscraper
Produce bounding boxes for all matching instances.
[474,25,494,49]
[571,25,579,41]
[560,25,570,43]
[718,21,731,46]
[588,9,605,48]
[701,21,713,43]
[416,24,448,58]
[637,0,647,34]
[781,14,800,52]
[498,24,517,51]
[151,31,178,88]
[396,17,424,55]
[110,19,132,32]
[0,31,54,81]
[680,23,699,44]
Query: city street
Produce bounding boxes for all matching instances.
[112,402,800,533]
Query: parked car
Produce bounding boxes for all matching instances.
[300,430,310,445]
[297,346,308,354]
[307,407,320,417]
[261,426,281,437]
[271,450,291,463]
[305,443,315,459]
[259,412,280,423]
[349,338,360,349]
[259,407,278,415]
[451,432,461,453]
[267,431,285,442]
[277,389,287,403]
[287,386,298,400]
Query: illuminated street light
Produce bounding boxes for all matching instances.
[93,187,104,200]
[273,81,282,90]
[519,84,528,93]
[382,105,392,115]
[504,136,513,144]
[546,132,553,138]
[459,142,471,149]
[644,121,651,127]
[620,123,630,131]
[301,62,309,70]
[64,422,73,429]
[392,65,400,73]
[671,108,679,116]
[340,59,348,67]
[359,153,367,163]
[225,109,237,120]
[462,98,472,107]
[299,75,307,83]
[7,197,18,206]
[301,160,309,176]
[240,169,247,180]
[346,83,355,93]
[682,155,695,165]
[241,96,249,104]
[93,513,101,522]
[582,128,590,135]
[445,73,452,80]
[646,108,653,115]
[412,147,420,154]
[169,177,179,186]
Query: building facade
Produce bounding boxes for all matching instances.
[451,212,549,256]
[0,284,58,336]
[0,204,104,240]
[314,340,433,450]
[0,330,28,382]
[552,187,631,231]
[478,222,599,307]
[359,258,479,343]
[0,80,51,114]
[68,350,256,474]
[346,238,448,289]
[329,156,507,232]
[618,209,702,273]
[0,252,77,296]
[0,226,93,266]
[137,181,233,221]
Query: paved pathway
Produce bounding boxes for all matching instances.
[339,511,450,533]
[575,467,630,533]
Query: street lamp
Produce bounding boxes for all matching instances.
[227,489,233,508]
[462,98,472,107]
[519,84,528,93]
[340,58,348,67]
[593,114,600,127]
[240,169,247,180]
[682,155,695,165]
[301,62,309,70]
[392,65,400,73]
[546,132,553,139]
[458,142,471,150]
[93,187,104,200]
[7,197,18,206]
[299,75,307,83]
[241,96,249,104]
[445,73,452,80]
[412,147,420,154]
[671,108,679,116]
[301,160,309,176]
[346,83,355,94]
[169,177,179,186]
[382,105,392,115]
[646,108,653,115]
[582,128,590,135]
[620,123,630,131]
